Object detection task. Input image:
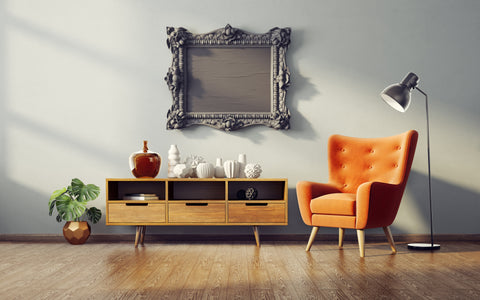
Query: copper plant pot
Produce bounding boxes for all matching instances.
[63,221,91,245]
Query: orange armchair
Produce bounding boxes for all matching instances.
[296,130,418,257]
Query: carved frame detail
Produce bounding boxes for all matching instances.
[165,24,291,131]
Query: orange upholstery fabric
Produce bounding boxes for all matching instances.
[312,214,356,229]
[310,193,356,215]
[297,130,418,230]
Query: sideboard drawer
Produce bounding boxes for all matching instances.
[228,203,285,223]
[108,203,166,223]
[168,203,226,223]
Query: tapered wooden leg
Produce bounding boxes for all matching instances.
[253,226,260,247]
[357,229,365,257]
[383,226,397,254]
[140,226,146,246]
[134,226,141,248]
[339,228,345,248]
[306,226,319,251]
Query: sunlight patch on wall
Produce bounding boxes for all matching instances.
[3,2,160,182]
[5,122,114,195]
[5,23,139,139]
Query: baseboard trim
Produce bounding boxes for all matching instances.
[1,233,479,243]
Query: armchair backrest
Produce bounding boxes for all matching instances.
[328,130,418,194]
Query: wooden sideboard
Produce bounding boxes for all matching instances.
[106,178,288,247]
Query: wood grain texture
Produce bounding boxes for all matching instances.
[168,202,226,223]
[108,203,166,223]
[228,203,285,223]
[1,240,479,299]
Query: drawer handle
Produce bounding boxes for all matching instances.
[246,203,268,206]
[185,203,208,206]
[125,203,148,206]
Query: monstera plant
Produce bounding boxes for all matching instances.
[48,178,102,244]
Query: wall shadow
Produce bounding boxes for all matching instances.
[407,170,480,234]
[283,28,320,140]
[0,1,8,230]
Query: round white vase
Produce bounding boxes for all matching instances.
[196,163,215,178]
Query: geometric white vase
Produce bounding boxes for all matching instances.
[224,160,239,178]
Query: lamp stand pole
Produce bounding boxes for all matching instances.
[408,87,440,250]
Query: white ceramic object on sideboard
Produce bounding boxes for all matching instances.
[224,160,239,178]
[173,164,192,178]
[196,162,215,178]
[215,158,225,178]
[238,154,247,178]
[167,145,181,178]
[245,163,262,178]
[185,155,205,177]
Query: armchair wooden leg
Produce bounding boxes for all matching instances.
[383,226,397,254]
[306,226,319,251]
[356,229,365,258]
[339,228,345,248]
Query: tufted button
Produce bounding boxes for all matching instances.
[369,149,375,154]
[395,145,402,150]
[394,163,399,168]
[368,165,373,169]
[341,148,346,153]
[341,164,346,169]
[343,184,348,188]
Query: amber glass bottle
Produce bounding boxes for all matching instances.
[129,141,161,178]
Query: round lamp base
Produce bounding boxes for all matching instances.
[408,243,440,250]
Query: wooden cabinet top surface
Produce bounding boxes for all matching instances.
[106,178,287,182]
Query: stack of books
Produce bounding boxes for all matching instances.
[123,193,160,200]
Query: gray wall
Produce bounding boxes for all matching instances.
[1,0,479,236]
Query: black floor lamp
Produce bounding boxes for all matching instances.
[380,72,440,251]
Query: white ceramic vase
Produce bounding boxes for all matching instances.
[238,154,247,178]
[196,163,215,178]
[167,145,180,178]
[224,160,239,178]
[215,158,225,178]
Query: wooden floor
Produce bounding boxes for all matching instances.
[1,240,479,299]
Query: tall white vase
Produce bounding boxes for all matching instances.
[238,154,247,178]
[215,158,225,178]
[168,145,180,178]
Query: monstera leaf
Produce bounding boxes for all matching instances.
[55,194,88,221]
[86,207,102,224]
[48,187,67,217]
[70,178,100,202]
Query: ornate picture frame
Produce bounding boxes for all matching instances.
[165,24,291,131]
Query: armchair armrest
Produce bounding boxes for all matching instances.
[296,181,341,226]
[356,181,405,229]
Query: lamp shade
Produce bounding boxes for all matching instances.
[380,72,419,112]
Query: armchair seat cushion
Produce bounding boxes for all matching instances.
[310,193,356,216]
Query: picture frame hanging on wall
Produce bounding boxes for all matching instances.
[165,24,291,131]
